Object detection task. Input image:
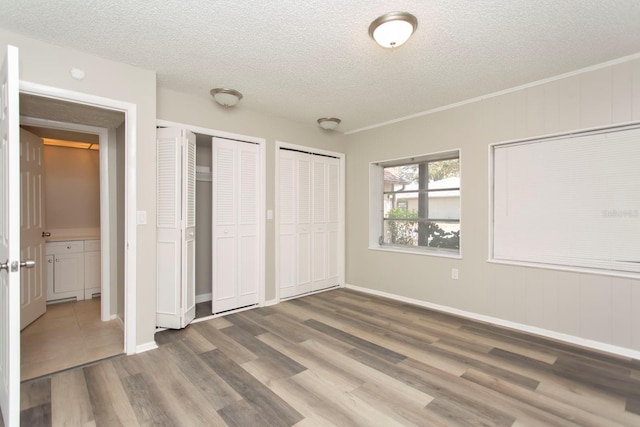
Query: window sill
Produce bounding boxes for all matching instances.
[369,245,462,259]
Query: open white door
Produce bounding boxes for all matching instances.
[0,44,21,427]
[20,129,46,329]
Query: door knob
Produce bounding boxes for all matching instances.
[42,231,51,237]
[20,260,36,269]
[0,260,8,272]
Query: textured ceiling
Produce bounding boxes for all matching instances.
[2,0,640,133]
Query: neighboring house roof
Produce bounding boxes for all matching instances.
[383,169,410,184]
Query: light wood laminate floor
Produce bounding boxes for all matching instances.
[20,289,640,426]
[21,298,124,381]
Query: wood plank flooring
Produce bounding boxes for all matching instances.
[20,288,640,426]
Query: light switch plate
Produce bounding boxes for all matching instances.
[137,211,147,225]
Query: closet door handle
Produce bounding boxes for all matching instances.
[42,231,52,238]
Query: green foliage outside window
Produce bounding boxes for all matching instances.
[386,207,459,249]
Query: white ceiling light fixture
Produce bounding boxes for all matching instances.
[369,11,418,48]
[210,88,243,107]
[317,117,341,131]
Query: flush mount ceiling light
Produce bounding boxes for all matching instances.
[210,88,243,107]
[369,11,418,48]
[317,117,341,130]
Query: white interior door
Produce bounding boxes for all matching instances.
[20,129,46,329]
[0,44,21,427]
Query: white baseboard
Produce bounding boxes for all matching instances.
[344,283,640,361]
[264,299,278,307]
[135,341,158,354]
[196,293,212,304]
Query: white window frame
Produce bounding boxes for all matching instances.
[369,149,462,258]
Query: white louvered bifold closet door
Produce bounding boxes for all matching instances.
[156,128,196,329]
[212,137,259,313]
[279,149,341,299]
[278,150,296,298]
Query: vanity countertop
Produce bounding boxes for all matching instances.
[46,235,100,243]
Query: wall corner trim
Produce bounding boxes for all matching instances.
[344,283,640,361]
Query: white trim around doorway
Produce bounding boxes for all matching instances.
[20,81,138,355]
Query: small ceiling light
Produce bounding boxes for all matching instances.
[210,88,243,107]
[317,117,341,131]
[369,11,418,48]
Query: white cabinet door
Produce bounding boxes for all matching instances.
[156,127,196,329]
[83,239,101,299]
[54,253,84,294]
[212,137,259,313]
[46,241,85,301]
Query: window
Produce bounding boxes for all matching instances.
[491,123,640,274]
[370,150,461,256]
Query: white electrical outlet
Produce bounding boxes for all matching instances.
[451,268,459,280]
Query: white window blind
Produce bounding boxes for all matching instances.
[491,124,640,274]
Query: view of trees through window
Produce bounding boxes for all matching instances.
[383,158,460,250]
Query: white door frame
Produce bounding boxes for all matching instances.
[20,116,113,322]
[156,119,266,307]
[20,81,137,354]
[275,141,346,303]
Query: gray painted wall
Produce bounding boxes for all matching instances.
[345,57,640,354]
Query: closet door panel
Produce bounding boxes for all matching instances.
[237,144,259,305]
[157,128,190,329]
[182,132,196,326]
[311,156,327,291]
[296,153,312,294]
[212,139,238,312]
[278,149,342,298]
[213,231,237,312]
[326,158,340,288]
[278,150,297,299]
[212,137,259,312]
[238,235,258,305]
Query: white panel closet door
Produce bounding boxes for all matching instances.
[212,137,259,313]
[278,149,341,299]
